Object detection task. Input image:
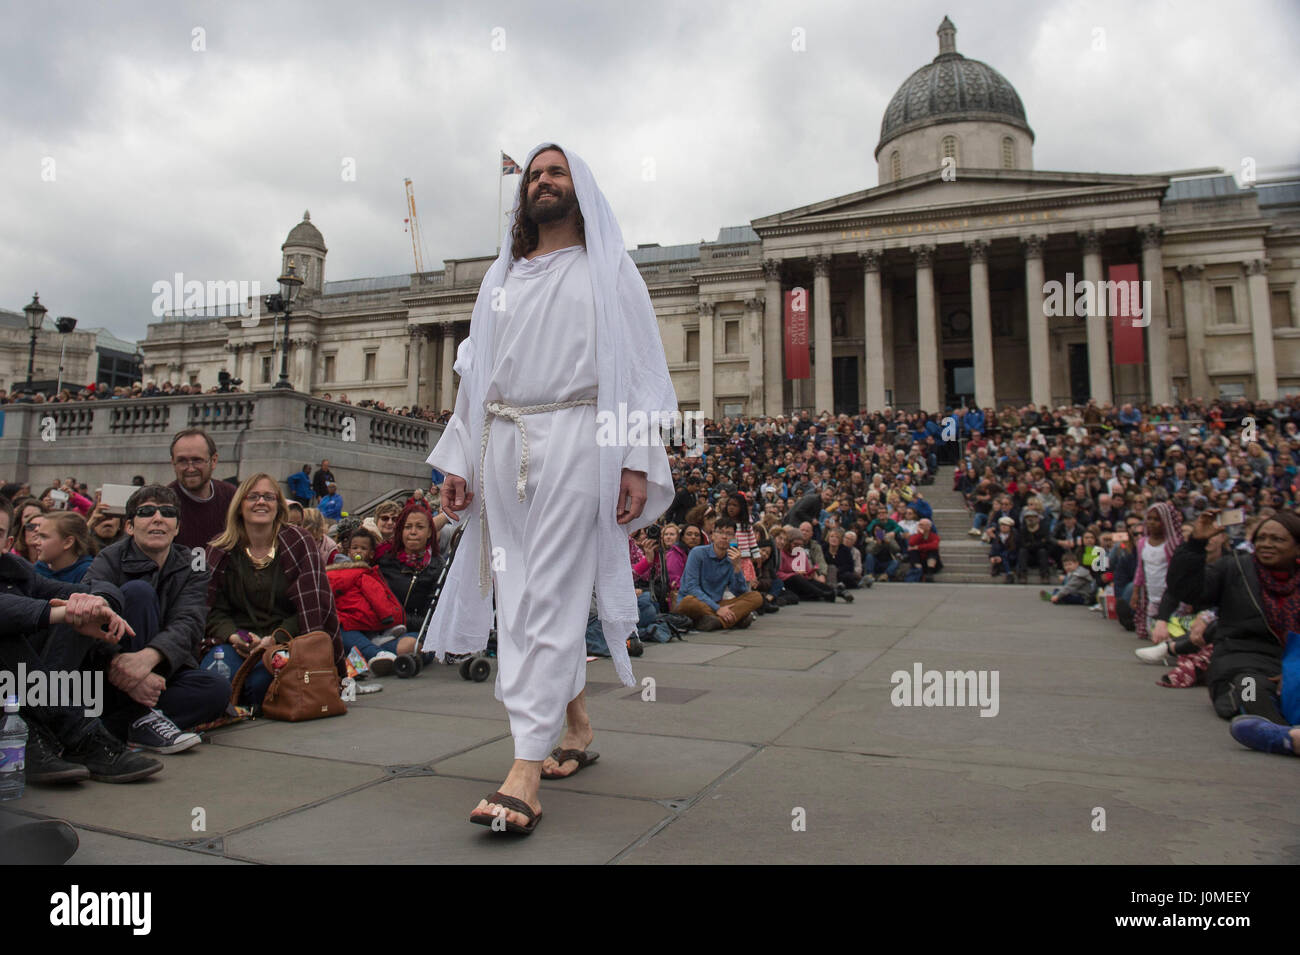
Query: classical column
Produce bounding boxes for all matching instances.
[966,238,995,409]
[1247,258,1278,400]
[1139,225,1171,404]
[1079,229,1112,405]
[762,259,783,417]
[859,249,886,412]
[440,323,456,413]
[406,326,425,407]
[744,295,765,414]
[697,302,715,419]
[1023,235,1050,408]
[913,244,940,412]
[811,254,833,414]
[1178,265,1210,400]
[289,337,314,391]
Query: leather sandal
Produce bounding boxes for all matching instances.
[469,791,542,834]
[541,747,600,780]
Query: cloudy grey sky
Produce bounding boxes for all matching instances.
[3,0,1297,343]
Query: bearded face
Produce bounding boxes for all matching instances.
[524,174,578,225]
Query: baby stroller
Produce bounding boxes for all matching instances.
[391,524,495,682]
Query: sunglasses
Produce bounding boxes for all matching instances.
[134,505,179,519]
[245,493,279,504]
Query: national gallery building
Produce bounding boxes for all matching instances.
[143,18,1300,417]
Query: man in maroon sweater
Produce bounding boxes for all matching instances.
[167,429,236,550]
[906,518,943,582]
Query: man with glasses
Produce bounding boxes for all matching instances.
[168,428,236,549]
[83,485,225,753]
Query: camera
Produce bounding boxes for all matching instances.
[217,370,243,392]
[643,523,661,540]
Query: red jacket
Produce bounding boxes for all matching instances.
[908,531,941,555]
[326,560,405,633]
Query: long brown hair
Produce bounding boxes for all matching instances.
[508,144,585,261]
[210,473,288,551]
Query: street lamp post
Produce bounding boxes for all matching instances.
[264,258,304,390]
[22,293,47,394]
[54,315,77,396]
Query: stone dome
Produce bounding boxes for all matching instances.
[875,17,1033,159]
[282,210,327,253]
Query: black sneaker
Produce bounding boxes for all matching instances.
[0,819,79,864]
[659,613,693,634]
[626,634,644,657]
[695,615,723,632]
[26,719,90,785]
[839,590,855,602]
[64,724,164,783]
[128,709,201,755]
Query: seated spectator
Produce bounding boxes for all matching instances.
[32,513,95,583]
[683,503,717,544]
[285,500,305,525]
[666,523,699,599]
[87,508,125,552]
[376,499,443,668]
[328,533,414,671]
[1017,511,1054,584]
[202,474,345,707]
[673,518,764,630]
[825,527,866,589]
[904,518,942,582]
[0,496,164,784]
[1169,509,1300,725]
[41,483,93,517]
[371,500,403,560]
[83,485,227,753]
[169,429,237,550]
[319,482,344,521]
[301,508,339,565]
[10,498,45,560]
[864,509,904,581]
[775,525,843,602]
[1132,502,1184,645]
[989,515,1018,583]
[1041,551,1095,605]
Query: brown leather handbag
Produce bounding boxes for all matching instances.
[229,628,348,722]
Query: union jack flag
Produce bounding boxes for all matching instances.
[501,152,522,176]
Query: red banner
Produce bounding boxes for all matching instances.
[1109,263,1145,366]
[784,288,810,379]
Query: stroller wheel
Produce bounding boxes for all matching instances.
[469,657,492,682]
[458,659,472,680]
[395,654,420,679]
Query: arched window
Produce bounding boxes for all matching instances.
[940,135,958,166]
[890,151,902,182]
[1002,137,1015,169]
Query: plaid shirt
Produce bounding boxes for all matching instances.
[204,524,344,678]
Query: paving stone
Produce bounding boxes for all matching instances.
[68,829,250,865]
[432,730,754,800]
[707,647,831,671]
[224,776,669,864]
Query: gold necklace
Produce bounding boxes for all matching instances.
[245,542,277,570]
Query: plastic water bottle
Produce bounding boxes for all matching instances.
[206,648,232,681]
[0,695,27,802]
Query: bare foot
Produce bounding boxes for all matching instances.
[470,759,541,829]
[541,691,595,778]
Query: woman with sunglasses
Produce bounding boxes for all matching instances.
[202,474,344,707]
[11,497,46,560]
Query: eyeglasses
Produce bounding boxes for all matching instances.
[173,457,212,468]
[134,505,179,519]
[245,493,279,504]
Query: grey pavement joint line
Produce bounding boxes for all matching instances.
[606,744,768,865]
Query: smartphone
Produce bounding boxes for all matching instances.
[1217,508,1245,527]
[49,489,69,510]
[100,483,135,516]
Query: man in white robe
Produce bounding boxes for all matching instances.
[427,143,677,832]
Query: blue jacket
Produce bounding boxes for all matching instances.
[33,554,94,584]
[680,544,749,612]
[319,493,344,520]
[287,471,312,500]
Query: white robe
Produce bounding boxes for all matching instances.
[429,246,602,759]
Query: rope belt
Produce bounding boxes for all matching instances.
[477,397,598,593]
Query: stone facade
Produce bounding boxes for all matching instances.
[140,19,1300,417]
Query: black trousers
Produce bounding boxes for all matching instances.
[782,575,836,601]
[1212,670,1286,724]
[1018,546,1052,575]
[0,624,104,744]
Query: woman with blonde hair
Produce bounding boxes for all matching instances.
[201,473,344,706]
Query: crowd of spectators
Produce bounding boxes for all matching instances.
[3,395,1297,811]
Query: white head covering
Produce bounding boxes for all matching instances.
[425,142,678,686]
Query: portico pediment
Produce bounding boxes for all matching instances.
[752,169,1170,236]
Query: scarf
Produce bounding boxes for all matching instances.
[1254,557,1300,646]
[397,546,432,572]
[1133,501,1186,642]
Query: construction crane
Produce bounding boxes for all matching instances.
[403,178,426,274]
